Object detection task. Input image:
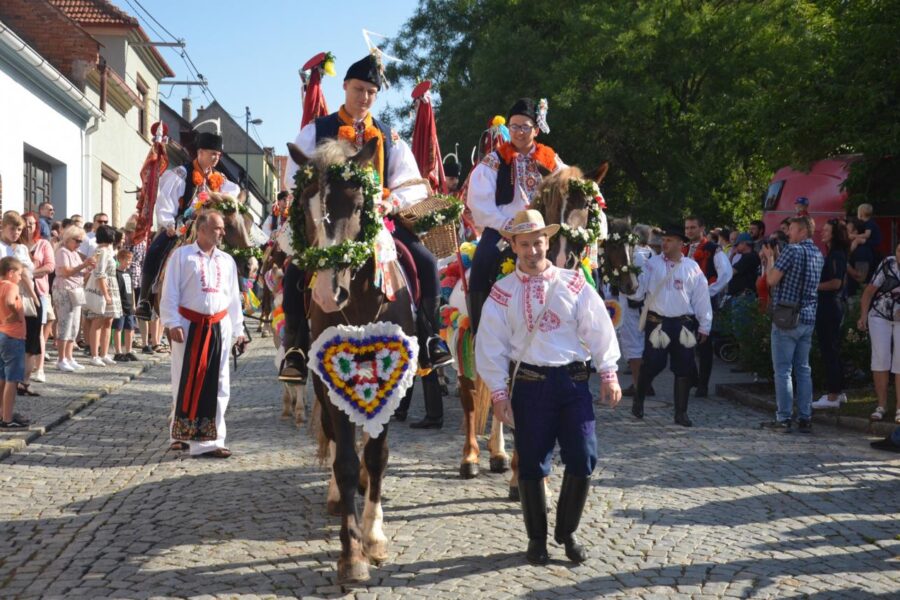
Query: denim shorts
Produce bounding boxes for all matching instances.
[112,314,138,331]
[0,332,26,382]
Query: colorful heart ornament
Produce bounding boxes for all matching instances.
[308,322,419,437]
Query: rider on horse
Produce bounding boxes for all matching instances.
[136,132,240,320]
[281,53,452,383]
[466,98,566,333]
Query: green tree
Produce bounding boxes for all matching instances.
[388,0,873,226]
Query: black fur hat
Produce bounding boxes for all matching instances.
[507,98,538,124]
[196,131,223,152]
[443,161,460,178]
[344,54,384,90]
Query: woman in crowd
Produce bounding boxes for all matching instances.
[858,242,900,423]
[84,225,121,367]
[0,211,41,396]
[812,219,849,410]
[52,226,94,371]
[20,212,55,385]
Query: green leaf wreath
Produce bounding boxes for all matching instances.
[410,195,464,234]
[290,161,382,271]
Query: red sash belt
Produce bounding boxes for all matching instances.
[178,306,228,419]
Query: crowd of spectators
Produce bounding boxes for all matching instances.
[616,199,896,443]
[0,203,166,429]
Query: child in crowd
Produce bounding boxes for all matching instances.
[0,257,29,428]
[112,249,139,362]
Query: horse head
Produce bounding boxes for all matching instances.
[286,137,379,312]
[534,162,609,269]
[203,192,253,249]
[603,216,639,295]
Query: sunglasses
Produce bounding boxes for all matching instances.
[97,221,109,225]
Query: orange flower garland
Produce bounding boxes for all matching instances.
[496,141,558,172]
[191,160,224,192]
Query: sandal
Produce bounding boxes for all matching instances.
[871,406,886,421]
[169,441,188,451]
[17,383,40,397]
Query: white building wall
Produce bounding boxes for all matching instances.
[84,40,161,227]
[0,65,85,216]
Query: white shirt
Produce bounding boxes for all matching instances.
[288,118,429,212]
[0,241,35,273]
[78,232,97,258]
[156,166,241,229]
[476,265,621,399]
[159,242,244,342]
[630,254,713,334]
[467,147,565,232]
[686,240,733,297]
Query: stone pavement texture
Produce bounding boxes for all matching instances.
[0,340,898,599]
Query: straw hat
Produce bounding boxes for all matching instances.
[500,209,560,239]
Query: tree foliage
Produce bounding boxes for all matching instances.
[388,0,899,225]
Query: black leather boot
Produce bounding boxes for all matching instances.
[417,297,453,369]
[410,370,444,429]
[519,479,549,565]
[632,370,650,419]
[674,376,693,427]
[467,290,489,335]
[554,473,590,563]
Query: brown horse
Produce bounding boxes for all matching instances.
[286,138,415,584]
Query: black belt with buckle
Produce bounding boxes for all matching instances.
[511,361,591,382]
[647,311,695,325]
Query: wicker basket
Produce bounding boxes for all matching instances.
[398,195,460,259]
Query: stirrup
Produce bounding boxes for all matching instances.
[278,347,307,383]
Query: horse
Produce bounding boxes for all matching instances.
[151,192,257,316]
[286,137,415,584]
[447,164,639,501]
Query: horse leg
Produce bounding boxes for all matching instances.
[326,441,341,516]
[358,431,370,496]
[280,383,293,420]
[293,383,306,427]
[330,407,369,583]
[458,376,480,479]
[508,450,520,501]
[488,415,510,473]
[361,429,389,565]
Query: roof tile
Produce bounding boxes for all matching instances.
[50,0,139,27]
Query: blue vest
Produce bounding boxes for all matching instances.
[314,113,393,184]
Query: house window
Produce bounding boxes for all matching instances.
[23,153,52,213]
[100,167,119,223]
[136,77,149,138]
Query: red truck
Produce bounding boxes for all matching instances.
[762,155,897,255]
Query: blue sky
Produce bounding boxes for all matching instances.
[131,0,421,153]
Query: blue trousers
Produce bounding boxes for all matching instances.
[641,315,697,379]
[469,227,503,293]
[511,365,597,481]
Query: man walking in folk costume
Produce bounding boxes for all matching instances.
[476,210,622,565]
[136,132,240,320]
[161,211,245,458]
[283,52,452,385]
[466,98,565,333]
[683,216,732,397]
[629,225,713,427]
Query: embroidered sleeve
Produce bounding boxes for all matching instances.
[488,285,511,306]
[480,153,500,171]
[475,286,513,397]
[565,269,586,295]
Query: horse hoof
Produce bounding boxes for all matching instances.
[337,557,369,584]
[459,461,480,479]
[508,485,519,501]
[490,456,510,473]
[280,412,291,420]
[326,500,342,517]
[364,540,388,565]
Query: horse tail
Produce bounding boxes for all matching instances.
[474,376,492,435]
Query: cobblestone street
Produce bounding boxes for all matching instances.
[1,340,898,599]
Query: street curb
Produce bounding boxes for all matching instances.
[716,383,897,437]
[0,356,165,462]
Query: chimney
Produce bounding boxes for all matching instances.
[182,97,192,122]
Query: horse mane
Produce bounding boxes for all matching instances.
[533,166,585,218]
[311,138,356,171]
[608,216,632,234]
